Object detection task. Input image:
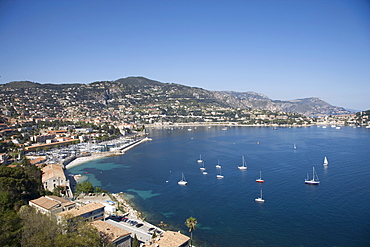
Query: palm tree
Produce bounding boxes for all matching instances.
[185,216,197,247]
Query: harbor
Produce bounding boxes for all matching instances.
[64,137,152,169]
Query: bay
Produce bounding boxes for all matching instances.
[68,126,370,246]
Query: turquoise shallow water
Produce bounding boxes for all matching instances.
[68,126,370,246]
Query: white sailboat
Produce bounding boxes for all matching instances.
[197,154,203,163]
[305,167,320,185]
[255,171,264,183]
[323,156,328,166]
[238,156,247,170]
[216,166,224,179]
[200,161,206,171]
[215,159,221,169]
[255,189,264,202]
[178,173,188,185]
[294,143,297,150]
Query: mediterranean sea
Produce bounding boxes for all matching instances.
[68,126,370,246]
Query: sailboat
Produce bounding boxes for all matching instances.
[255,171,264,183]
[215,159,221,169]
[255,189,264,202]
[238,156,247,170]
[305,167,320,185]
[178,173,188,185]
[323,156,328,166]
[200,161,206,171]
[216,166,224,179]
[294,143,297,150]
[197,154,203,163]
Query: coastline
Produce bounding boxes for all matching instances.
[65,151,122,170]
[65,137,151,170]
[66,136,168,243]
[65,137,152,223]
[145,122,316,128]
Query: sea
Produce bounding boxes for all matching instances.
[68,126,370,246]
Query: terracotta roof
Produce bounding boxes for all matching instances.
[29,196,75,210]
[91,220,131,243]
[42,164,65,181]
[29,196,59,210]
[7,164,19,168]
[57,202,105,218]
[146,231,190,247]
[30,157,47,165]
[45,196,75,208]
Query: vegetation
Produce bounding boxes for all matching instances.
[185,216,198,247]
[75,181,95,194]
[19,206,103,247]
[0,164,104,247]
[132,234,139,247]
[0,159,44,210]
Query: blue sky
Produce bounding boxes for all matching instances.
[1,0,369,110]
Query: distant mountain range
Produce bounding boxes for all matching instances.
[1,77,353,117]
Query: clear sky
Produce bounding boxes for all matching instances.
[1,0,369,110]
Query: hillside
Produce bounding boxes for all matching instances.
[0,77,352,117]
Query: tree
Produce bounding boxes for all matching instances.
[75,181,94,194]
[19,206,102,247]
[0,208,21,246]
[132,234,139,247]
[0,166,43,210]
[53,186,67,197]
[94,186,101,193]
[185,217,197,247]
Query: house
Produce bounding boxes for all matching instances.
[56,202,105,222]
[29,195,76,216]
[0,153,8,164]
[24,138,79,151]
[144,231,190,247]
[42,164,72,197]
[29,156,47,166]
[91,220,131,247]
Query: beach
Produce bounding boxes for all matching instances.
[65,151,122,169]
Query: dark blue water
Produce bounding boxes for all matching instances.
[68,126,370,246]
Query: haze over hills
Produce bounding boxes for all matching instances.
[1,77,352,117]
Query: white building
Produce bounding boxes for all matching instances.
[42,164,72,197]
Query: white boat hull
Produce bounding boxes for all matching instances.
[305,179,320,185]
[255,197,264,202]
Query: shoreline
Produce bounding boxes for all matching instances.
[65,137,154,224]
[65,137,151,170]
[145,122,317,128]
[65,151,122,169]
